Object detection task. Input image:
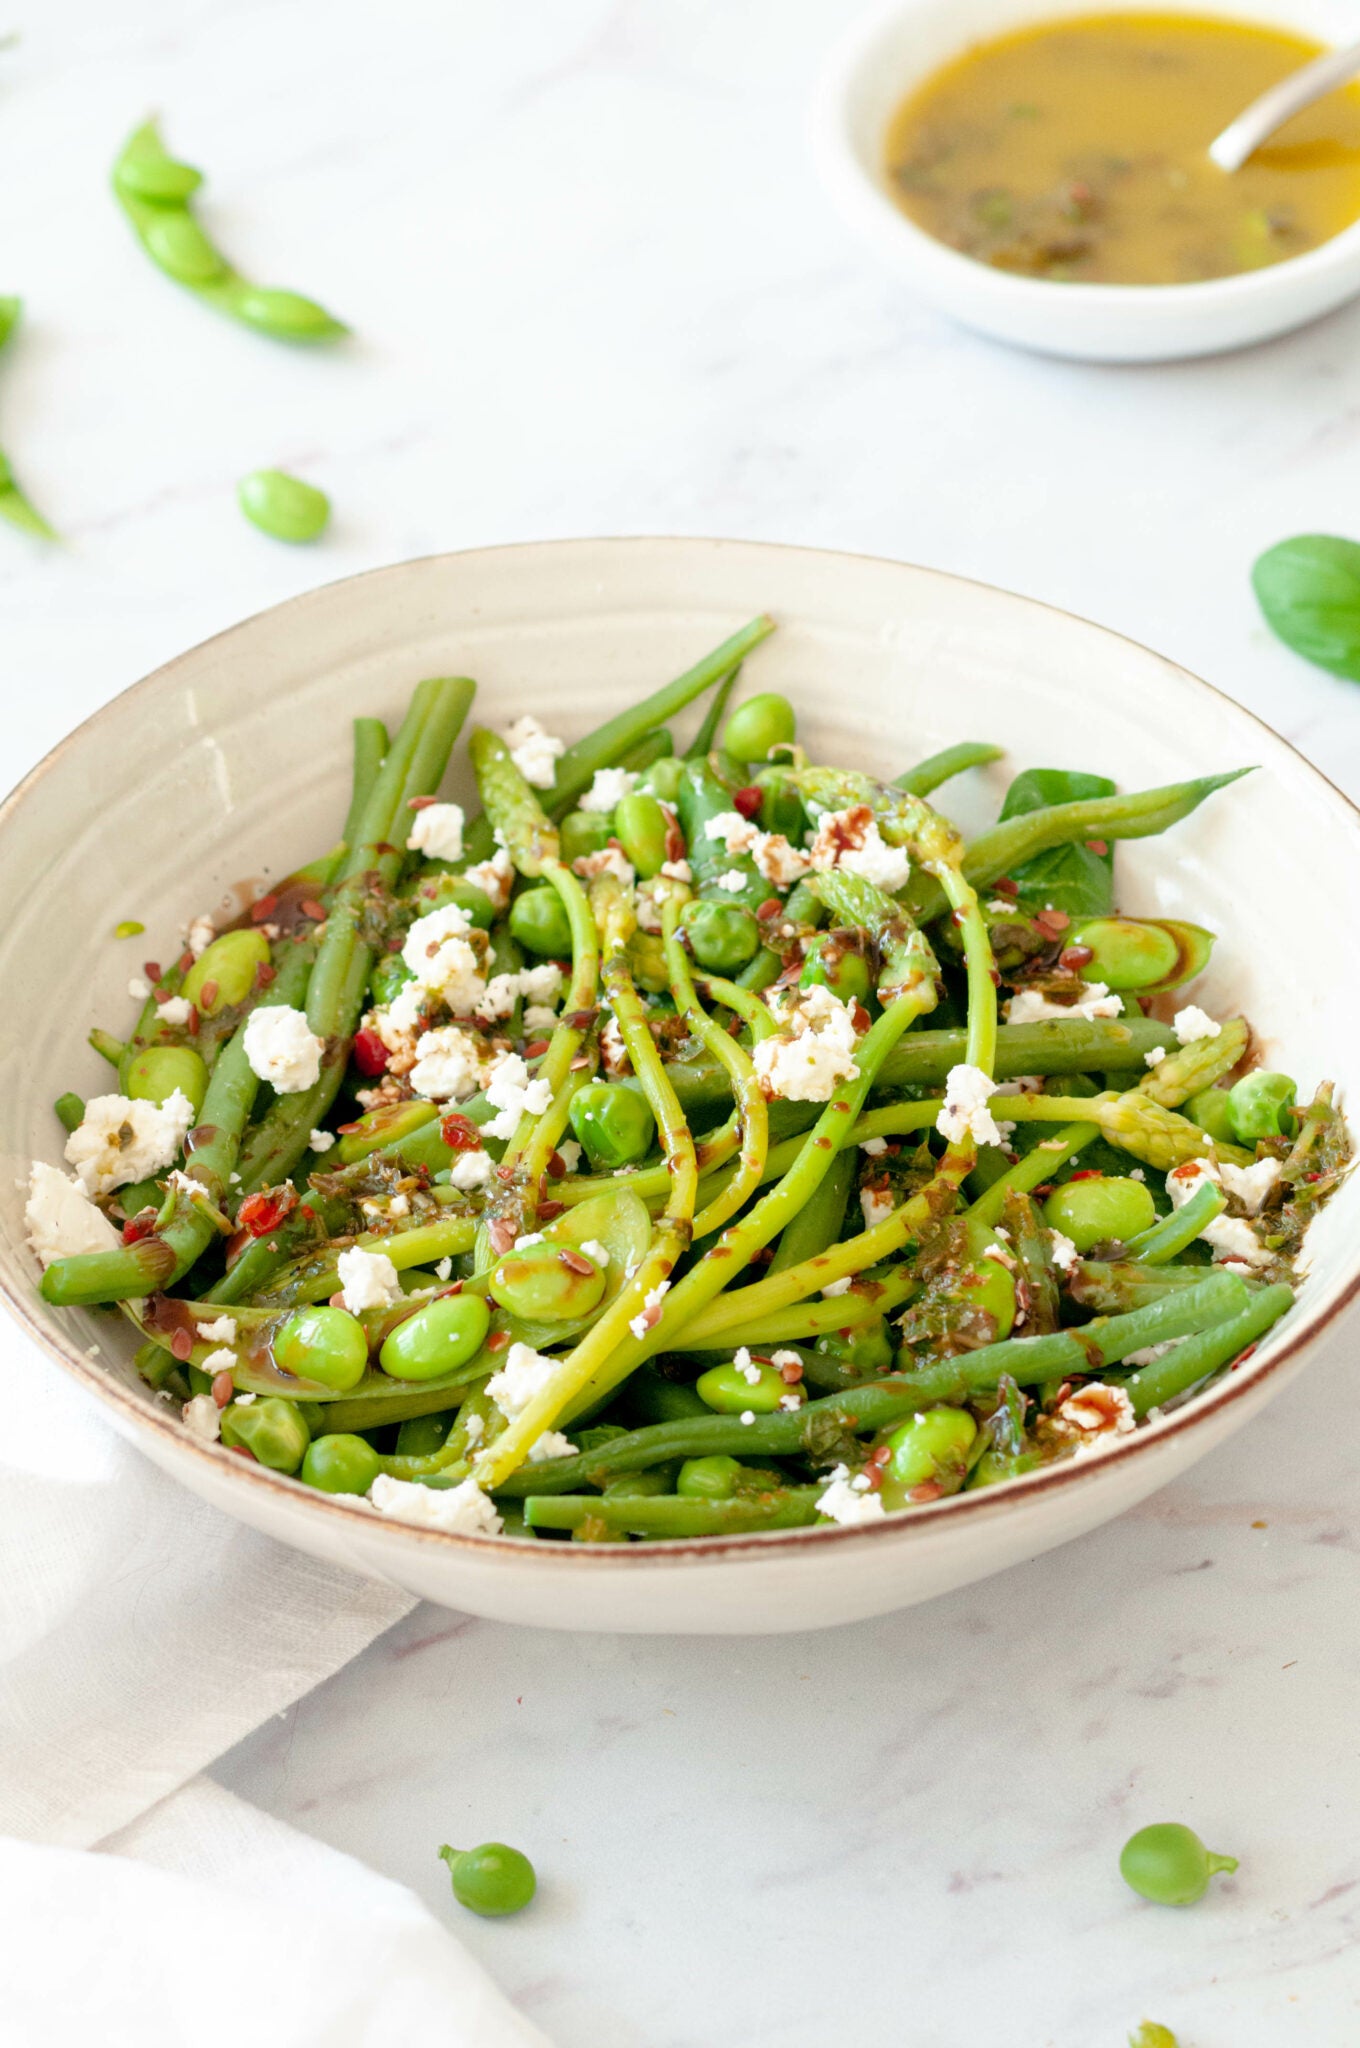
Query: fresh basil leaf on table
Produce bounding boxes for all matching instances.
[1252,533,1360,682]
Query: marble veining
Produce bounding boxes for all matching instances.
[5,1,1360,2040]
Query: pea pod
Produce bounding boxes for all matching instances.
[0,298,55,540]
[112,121,348,343]
[488,1240,608,1322]
[876,1406,977,1506]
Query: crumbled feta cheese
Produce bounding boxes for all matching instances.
[402,903,486,1011]
[750,832,811,889]
[448,1149,497,1192]
[434,1257,453,1281]
[716,868,748,894]
[182,1395,221,1443]
[659,858,692,882]
[986,898,1016,915]
[65,1088,196,1196]
[524,1004,559,1032]
[514,1231,546,1250]
[734,1348,762,1387]
[502,714,565,790]
[579,1238,610,1267]
[1006,984,1124,1024]
[1144,1044,1168,1068]
[821,1275,853,1299]
[165,1166,209,1205]
[1124,1341,1176,1368]
[369,1472,503,1535]
[1129,1167,1146,1181]
[184,914,216,959]
[1172,1005,1220,1046]
[308,1128,336,1153]
[704,811,755,852]
[483,1052,554,1139]
[406,801,465,864]
[860,1183,896,1230]
[860,1135,888,1156]
[233,1392,256,1406]
[1049,1230,1080,1272]
[463,848,515,913]
[578,767,637,813]
[409,1025,486,1103]
[936,1064,1004,1149]
[462,1410,484,1444]
[816,1463,887,1525]
[571,845,635,888]
[243,1006,324,1094]
[751,985,861,1103]
[1165,1157,1273,1266]
[807,807,911,892]
[388,1194,410,1219]
[199,1346,237,1376]
[600,1014,631,1078]
[129,975,152,1002]
[519,962,565,1007]
[197,1314,238,1345]
[628,1277,670,1340]
[1219,1156,1282,1215]
[24,1163,122,1266]
[739,1410,756,1427]
[154,995,194,1027]
[557,1138,583,1174]
[1055,1382,1136,1437]
[336,1245,402,1314]
[527,1430,579,1464]
[487,1341,559,1421]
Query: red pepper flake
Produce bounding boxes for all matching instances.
[122,1213,156,1244]
[1085,840,1108,856]
[486,1328,511,1352]
[558,1249,595,1276]
[199,979,220,1011]
[993,877,1019,898]
[907,1479,944,1503]
[494,1164,517,1184]
[250,893,279,924]
[733,786,763,820]
[539,1199,567,1220]
[229,1443,258,1461]
[524,1039,551,1059]
[1067,1169,1103,1183]
[440,1114,483,1152]
[237,1187,298,1237]
[756,898,783,922]
[546,1150,566,1180]
[170,1329,194,1362]
[300,898,327,923]
[352,1028,389,1077]
[1059,944,1095,972]
[211,1370,234,1408]
[143,960,162,982]
[407,795,438,810]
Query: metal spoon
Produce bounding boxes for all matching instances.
[1209,37,1360,172]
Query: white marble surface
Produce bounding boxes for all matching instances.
[5,1,1360,2041]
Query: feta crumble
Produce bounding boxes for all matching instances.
[557,1138,583,1174]
[409,1025,486,1103]
[806,806,911,892]
[659,858,692,883]
[571,845,635,889]
[1220,1156,1282,1215]
[936,1064,1004,1149]
[196,1314,238,1345]
[65,1088,196,1196]
[24,1163,121,1266]
[448,1149,497,1192]
[716,868,749,894]
[184,914,216,959]
[402,903,487,1011]
[463,848,515,913]
[816,1463,887,1526]
[1165,1158,1273,1266]
[483,1053,554,1139]
[1144,1044,1168,1068]
[627,1277,671,1341]
[502,714,565,790]
[527,1429,579,1464]
[369,1472,503,1536]
[751,985,861,1104]
[579,1238,610,1267]
[1049,1230,1080,1272]
[1055,1382,1136,1438]
[308,1128,336,1153]
[859,1135,888,1157]
[1006,983,1124,1024]
[243,1006,324,1094]
[182,1395,221,1443]
[406,801,465,864]
[336,1245,402,1314]
[860,1183,895,1230]
[821,1275,853,1299]
[487,1341,559,1421]
[199,1346,237,1376]
[578,767,637,813]
[1172,1005,1220,1046]
[155,995,194,1027]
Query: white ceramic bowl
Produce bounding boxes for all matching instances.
[3,537,1358,1633]
[813,0,1360,361]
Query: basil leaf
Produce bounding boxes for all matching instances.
[998,767,1116,919]
[1252,534,1360,682]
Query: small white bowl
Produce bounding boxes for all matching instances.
[813,0,1360,361]
[3,537,1359,1633]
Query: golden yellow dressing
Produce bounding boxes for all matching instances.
[884,13,1360,284]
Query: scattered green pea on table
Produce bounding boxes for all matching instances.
[238,468,331,544]
[1128,2025,1180,2048]
[438,1841,537,1917]
[1119,1822,1238,1905]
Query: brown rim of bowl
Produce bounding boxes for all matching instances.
[4,534,1357,1567]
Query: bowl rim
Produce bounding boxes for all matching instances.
[5,532,1358,1570]
[813,0,1360,311]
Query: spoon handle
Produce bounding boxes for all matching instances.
[1209,36,1360,172]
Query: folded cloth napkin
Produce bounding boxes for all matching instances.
[0,1337,549,2044]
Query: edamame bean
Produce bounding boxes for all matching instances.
[680,899,760,972]
[638,756,685,802]
[275,1305,370,1391]
[879,1406,977,1506]
[1119,1823,1238,1906]
[379,1294,491,1380]
[695,1358,799,1414]
[220,1396,310,1472]
[124,1045,209,1115]
[183,927,271,1014]
[677,1454,743,1499]
[613,792,670,876]
[1226,1070,1296,1144]
[509,885,573,958]
[799,933,872,1005]
[814,1321,895,1376]
[559,809,613,864]
[1064,918,1180,990]
[568,1080,656,1170]
[1043,1175,1156,1252]
[300,1432,381,1494]
[627,929,670,993]
[488,1242,607,1322]
[1186,1086,1235,1144]
[438,1842,536,1918]
[238,469,331,544]
[720,692,796,764]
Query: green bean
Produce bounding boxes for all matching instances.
[253,1213,478,1308]
[894,741,1004,797]
[238,468,330,543]
[768,1149,853,1275]
[685,667,741,757]
[903,770,1252,925]
[344,718,389,849]
[112,121,347,342]
[522,1489,822,1537]
[1123,1178,1225,1263]
[669,1287,907,1352]
[1065,1259,1223,1314]
[0,297,55,539]
[1120,1283,1293,1415]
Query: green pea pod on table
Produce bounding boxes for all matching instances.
[0,298,55,540]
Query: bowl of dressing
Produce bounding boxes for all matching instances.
[814,0,1360,359]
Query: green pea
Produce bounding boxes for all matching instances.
[815,1321,895,1376]
[695,1358,797,1415]
[275,1305,370,1392]
[800,933,872,1004]
[613,792,671,877]
[509,885,573,958]
[438,1842,536,1918]
[680,898,760,972]
[421,874,496,928]
[488,1242,607,1322]
[957,1244,1017,1339]
[879,1406,977,1507]
[231,285,346,340]
[1227,1070,1297,1144]
[1119,1822,1238,1906]
[124,1044,209,1115]
[1186,1086,1235,1144]
[238,468,331,544]
[1128,2026,1180,2048]
[1043,1175,1156,1252]
[371,952,416,1008]
[220,1396,310,1473]
[568,1080,656,1170]
[677,1454,743,1499]
[394,1412,453,1457]
[720,692,797,764]
[638,756,685,802]
[300,1432,382,1495]
[559,810,612,864]
[379,1294,491,1380]
[183,928,271,1014]
[1064,918,1181,991]
[142,208,227,283]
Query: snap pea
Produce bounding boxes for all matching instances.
[0,297,55,539]
[112,121,348,342]
[238,468,331,544]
